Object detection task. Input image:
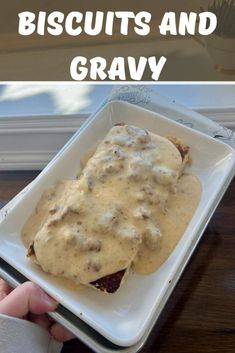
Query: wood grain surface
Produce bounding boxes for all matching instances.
[0,171,234,353]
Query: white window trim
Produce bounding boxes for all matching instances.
[194,107,235,130]
[0,108,234,171]
[0,114,89,170]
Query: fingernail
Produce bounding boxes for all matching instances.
[43,292,58,308]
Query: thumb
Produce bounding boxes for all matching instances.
[0,281,58,318]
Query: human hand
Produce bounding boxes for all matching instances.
[0,279,75,342]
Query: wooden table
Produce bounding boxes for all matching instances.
[0,171,234,353]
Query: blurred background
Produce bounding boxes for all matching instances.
[0,83,235,116]
[0,83,234,171]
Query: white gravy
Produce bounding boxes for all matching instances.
[22,125,201,286]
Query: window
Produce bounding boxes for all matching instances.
[0,84,234,170]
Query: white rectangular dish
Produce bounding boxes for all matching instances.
[0,101,234,347]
